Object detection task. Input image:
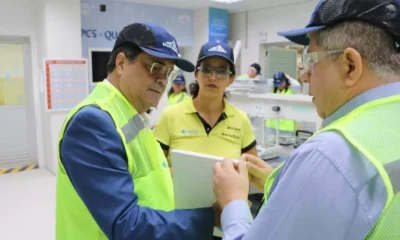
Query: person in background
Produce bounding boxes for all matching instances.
[271,71,301,93]
[272,71,292,94]
[265,71,296,136]
[154,41,258,239]
[56,22,217,240]
[212,0,400,239]
[168,73,190,105]
[237,63,261,80]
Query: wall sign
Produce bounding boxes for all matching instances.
[44,59,89,111]
[81,0,194,59]
[208,7,229,43]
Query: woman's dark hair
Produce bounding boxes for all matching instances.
[107,43,142,74]
[189,82,201,98]
[190,59,235,99]
[168,83,188,97]
[273,75,291,93]
[190,81,230,99]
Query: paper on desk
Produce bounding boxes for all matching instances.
[171,149,232,209]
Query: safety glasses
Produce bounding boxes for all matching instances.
[197,66,232,79]
[301,46,343,75]
[145,62,179,81]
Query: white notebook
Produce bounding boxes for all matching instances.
[171,149,237,209]
[171,149,239,237]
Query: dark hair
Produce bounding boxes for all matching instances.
[168,83,187,97]
[190,58,234,98]
[107,43,142,74]
[189,81,230,99]
[273,75,291,93]
[189,82,200,98]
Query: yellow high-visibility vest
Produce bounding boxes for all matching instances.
[56,82,174,240]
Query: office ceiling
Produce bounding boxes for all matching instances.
[117,0,315,13]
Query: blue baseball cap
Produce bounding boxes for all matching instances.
[113,23,195,72]
[277,0,400,46]
[196,41,235,74]
[172,73,185,84]
[273,72,286,87]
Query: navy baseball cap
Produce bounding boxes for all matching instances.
[196,41,235,74]
[173,73,185,84]
[113,23,195,72]
[278,0,400,46]
[273,72,286,87]
[250,63,261,75]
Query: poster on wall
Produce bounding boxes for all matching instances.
[44,59,89,111]
[208,7,229,43]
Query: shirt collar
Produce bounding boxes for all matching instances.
[103,79,112,86]
[184,99,235,117]
[323,82,400,126]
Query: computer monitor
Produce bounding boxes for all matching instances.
[88,48,111,84]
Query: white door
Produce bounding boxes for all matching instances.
[0,41,35,170]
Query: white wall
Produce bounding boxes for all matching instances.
[229,0,318,75]
[184,7,209,84]
[37,0,82,174]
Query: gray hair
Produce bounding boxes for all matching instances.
[314,21,400,82]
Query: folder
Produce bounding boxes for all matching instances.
[171,149,229,209]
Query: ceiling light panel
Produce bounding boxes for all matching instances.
[209,0,243,4]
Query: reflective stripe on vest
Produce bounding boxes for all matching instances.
[385,160,400,193]
[262,94,400,239]
[56,82,174,240]
[121,114,144,142]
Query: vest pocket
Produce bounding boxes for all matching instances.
[133,168,174,211]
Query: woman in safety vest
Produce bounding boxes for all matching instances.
[168,73,190,105]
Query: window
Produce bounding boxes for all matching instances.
[0,43,26,106]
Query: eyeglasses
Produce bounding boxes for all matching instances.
[301,46,343,75]
[145,62,179,81]
[197,66,232,79]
